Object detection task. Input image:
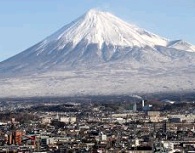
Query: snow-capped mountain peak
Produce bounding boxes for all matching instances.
[44,9,168,50]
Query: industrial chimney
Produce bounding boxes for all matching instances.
[142,100,145,108]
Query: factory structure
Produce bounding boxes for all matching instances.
[130,99,153,112]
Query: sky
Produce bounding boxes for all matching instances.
[0,0,195,62]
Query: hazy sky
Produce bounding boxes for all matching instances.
[0,0,194,61]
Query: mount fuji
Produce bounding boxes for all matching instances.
[1,9,195,98]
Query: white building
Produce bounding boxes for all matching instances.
[41,117,52,124]
[60,117,77,124]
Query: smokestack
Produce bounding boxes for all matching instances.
[142,100,145,108]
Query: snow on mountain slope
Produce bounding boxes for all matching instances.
[0,9,195,97]
[45,9,168,50]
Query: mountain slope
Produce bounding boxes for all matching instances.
[0,9,195,97]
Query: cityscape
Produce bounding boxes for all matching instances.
[0,96,195,153]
